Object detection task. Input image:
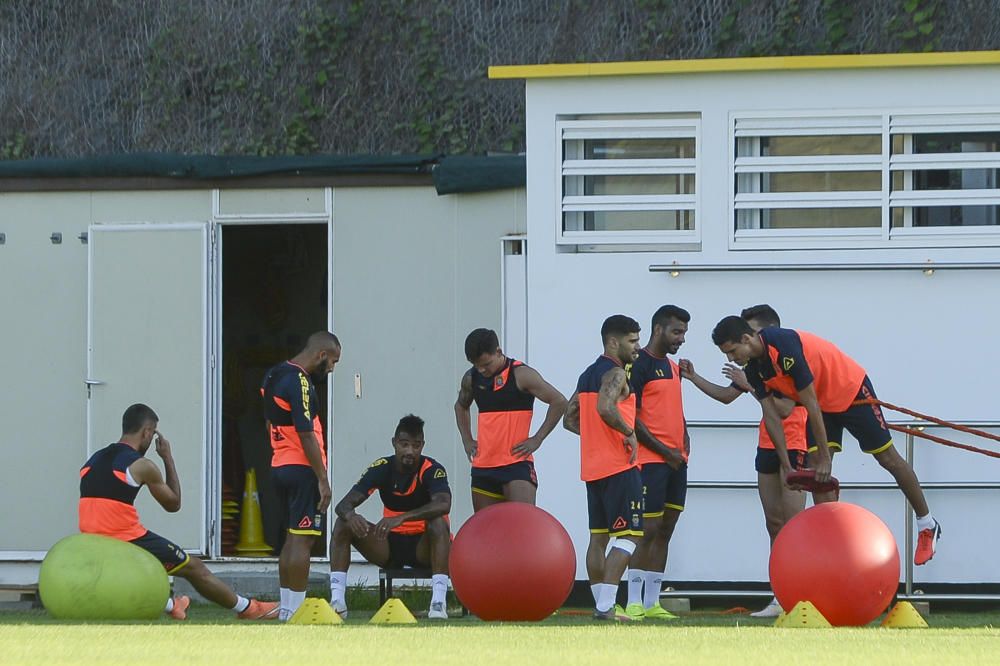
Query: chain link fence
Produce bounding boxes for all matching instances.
[1,0,998,159]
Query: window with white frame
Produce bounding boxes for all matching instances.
[559,116,700,246]
[890,114,1000,232]
[734,116,884,236]
[733,112,1000,246]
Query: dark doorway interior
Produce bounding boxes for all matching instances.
[220,223,327,557]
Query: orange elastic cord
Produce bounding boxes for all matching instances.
[853,399,1000,459]
[888,424,1000,460]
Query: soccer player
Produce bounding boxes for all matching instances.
[260,331,341,620]
[563,315,644,622]
[79,404,278,620]
[711,315,942,565]
[623,305,689,621]
[455,328,568,511]
[329,414,452,619]
[681,305,810,618]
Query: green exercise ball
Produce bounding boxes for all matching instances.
[39,533,170,620]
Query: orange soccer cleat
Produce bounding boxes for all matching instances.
[238,599,280,620]
[168,595,190,621]
[914,521,942,566]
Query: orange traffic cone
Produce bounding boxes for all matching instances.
[234,468,272,556]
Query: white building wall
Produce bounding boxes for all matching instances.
[0,190,212,555]
[1,192,93,554]
[331,187,527,532]
[0,185,525,579]
[523,63,1000,584]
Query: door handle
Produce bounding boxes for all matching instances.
[85,378,104,399]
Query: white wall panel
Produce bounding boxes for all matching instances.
[331,188,527,531]
[524,62,1000,584]
[0,193,90,551]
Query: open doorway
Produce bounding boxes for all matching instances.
[220,223,328,557]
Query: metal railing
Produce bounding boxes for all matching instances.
[649,262,1000,273]
[666,419,1000,603]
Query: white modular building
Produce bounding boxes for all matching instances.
[0,157,526,586]
[490,51,1000,593]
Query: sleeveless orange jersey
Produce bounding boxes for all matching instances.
[631,349,687,465]
[470,358,535,468]
[79,442,147,541]
[576,355,638,482]
[748,328,867,414]
[260,361,328,468]
[757,406,808,451]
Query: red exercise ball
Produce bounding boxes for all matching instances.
[450,502,576,621]
[770,502,900,626]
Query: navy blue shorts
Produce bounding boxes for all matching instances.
[386,532,425,568]
[640,462,688,515]
[586,467,643,537]
[471,461,537,498]
[806,376,893,454]
[272,464,325,536]
[755,448,809,474]
[130,530,191,573]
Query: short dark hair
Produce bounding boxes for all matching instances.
[712,316,754,346]
[394,414,425,439]
[601,314,641,345]
[740,304,781,328]
[306,331,340,349]
[464,328,499,362]
[122,403,158,434]
[651,304,690,331]
[300,331,343,354]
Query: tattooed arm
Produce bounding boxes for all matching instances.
[596,366,638,463]
[563,391,581,435]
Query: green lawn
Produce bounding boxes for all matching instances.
[2,606,999,666]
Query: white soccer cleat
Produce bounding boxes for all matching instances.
[427,601,448,619]
[750,597,783,618]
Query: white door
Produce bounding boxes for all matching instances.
[87,223,211,554]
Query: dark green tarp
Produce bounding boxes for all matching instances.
[0,153,526,194]
[432,155,526,195]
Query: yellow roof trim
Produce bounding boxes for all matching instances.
[489,50,1000,80]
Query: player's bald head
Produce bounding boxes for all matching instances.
[304,331,341,353]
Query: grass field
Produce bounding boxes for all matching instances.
[2,606,999,666]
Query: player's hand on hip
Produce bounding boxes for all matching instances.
[511,435,542,459]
